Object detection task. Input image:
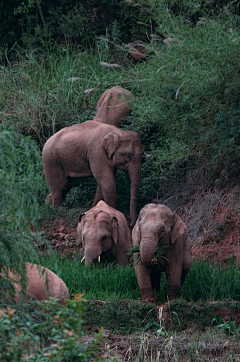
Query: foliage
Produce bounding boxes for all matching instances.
[182,260,240,301]
[0,3,239,212]
[0,129,45,288]
[0,0,154,49]
[212,315,240,338]
[39,254,240,303]
[0,297,107,362]
[0,46,98,147]
[1,4,240,208]
[39,252,140,300]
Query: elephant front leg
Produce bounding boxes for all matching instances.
[99,175,117,208]
[165,263,182,300]
[135,260,155,302]
[51,189,65,207]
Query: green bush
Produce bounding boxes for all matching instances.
[0,0,154,49]
[0,297,106,362]
[0,129,45,290]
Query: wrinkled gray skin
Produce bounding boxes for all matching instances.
[77,201,132,266]
[132,203,192,302]
[42,121,142,226]
[94,86,134,127]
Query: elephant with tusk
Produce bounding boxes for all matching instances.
[77,201,132,266]
[132,203,192,302]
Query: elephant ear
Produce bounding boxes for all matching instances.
[76,213,85,247]
[171,213,186,244]
[102,132,120,158]
[111,217,118,244]
[132,220,141,246]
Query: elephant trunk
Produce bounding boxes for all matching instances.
[140,237,157,266]
[128,157,142,227]
[84,246,101,266]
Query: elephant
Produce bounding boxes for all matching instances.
[132,203,192,302]
[42,121,143,226]
[2,263,69,304]
[77,200,132,266]
[94,86,134,127]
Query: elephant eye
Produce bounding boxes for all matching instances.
[159,227,165,235]
[101,236,107,242]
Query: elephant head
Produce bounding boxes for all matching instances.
[94,86,134,127]
[77,209,119,266]
[133,203,186,266]
[102,130,142,226]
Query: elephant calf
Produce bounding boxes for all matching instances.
[2,262,69,304]
[77,200,132,266]
[132,203,192,302]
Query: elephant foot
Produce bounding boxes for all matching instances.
[140,288,156,303]
[167,285,181,300]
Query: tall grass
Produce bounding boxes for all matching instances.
[182,260,240,301]
[1,6,240,206]
[39,253,240,302]
[40,252,141,300]
[0,129,45,297]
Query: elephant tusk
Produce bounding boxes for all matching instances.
[98,255,101,263]
[81,256,85,262]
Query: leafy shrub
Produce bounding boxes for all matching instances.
[0,297,106,361]
[0,0,155,49]
[0,129,45,289]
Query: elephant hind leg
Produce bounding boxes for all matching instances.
[44,162,67,207]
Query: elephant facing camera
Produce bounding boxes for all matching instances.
[77,201,132,267]
[132,203,192,302]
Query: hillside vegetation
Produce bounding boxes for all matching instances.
[0,1,240,360]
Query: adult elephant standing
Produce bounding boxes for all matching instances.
[42,121,142,226]
[132,203,192,302]
[94,86,134,127]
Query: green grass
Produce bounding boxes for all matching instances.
[38,252,240,302]
[182,260,240,301]
[39,252,141,300]
[1,8,239,207]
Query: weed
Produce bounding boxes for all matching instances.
[215,316,240,338]
[0,297,105,361]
